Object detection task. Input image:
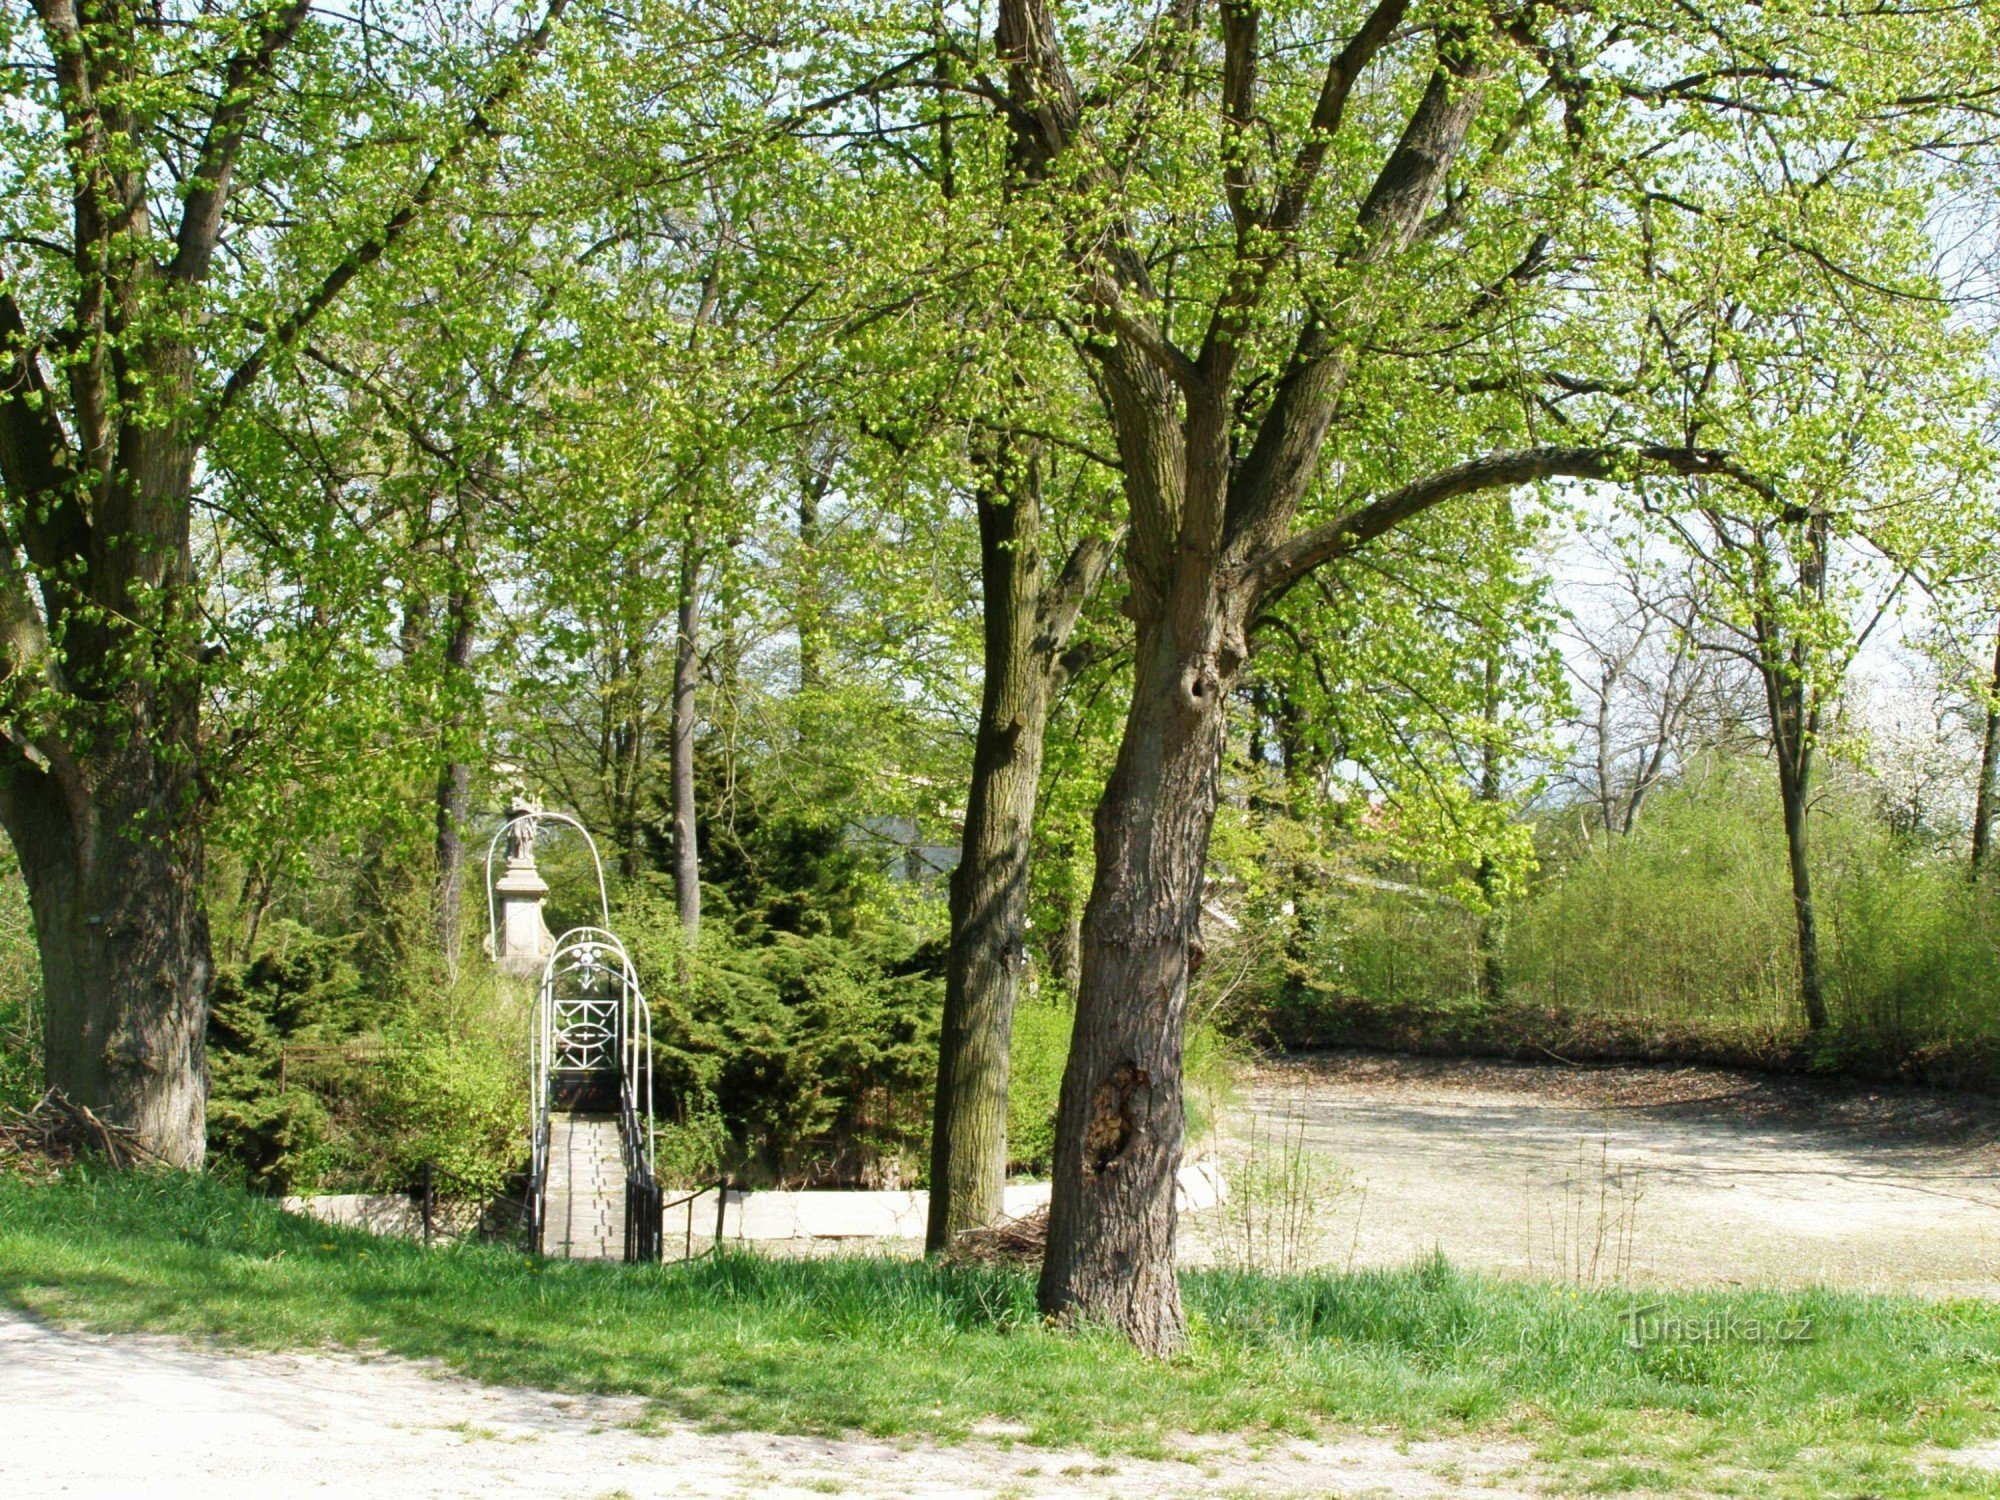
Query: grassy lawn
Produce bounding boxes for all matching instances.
[3,1171,1999,1497]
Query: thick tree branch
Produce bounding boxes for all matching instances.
[1037,525,1125,673]
[1268,0,1411,238]
[996,0,1084,169]
[1219,0,1260,234]
[170,0,313,285]
[0,280,90,572]
[1224,43,1490,561]
[1246,444,1778,609]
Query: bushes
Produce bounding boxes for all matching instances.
[1005,997,1070,1174]
[367,1038,523,1199]
[1247,756,2000,1089]
[1508,762,1802,1033]
[616,853,944,1186]
[206,926,525,1195]
[205,930,375,1191]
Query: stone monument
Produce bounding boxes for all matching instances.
[494,784,554,974]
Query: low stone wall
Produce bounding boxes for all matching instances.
[287,1162,1225,1250]
[283,1193,425,1238]
[282,1193,496,1242]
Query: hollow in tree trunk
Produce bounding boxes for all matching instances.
[1036,598,1239,1355]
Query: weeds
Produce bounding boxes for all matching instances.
[1525,1133,1645,1285]
[1213,1110,1352,1275]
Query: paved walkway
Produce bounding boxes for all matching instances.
[542,1113,624,1260]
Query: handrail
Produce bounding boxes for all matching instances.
[529,925,659,1262]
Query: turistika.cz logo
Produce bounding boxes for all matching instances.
[1621,1304,1815,1350]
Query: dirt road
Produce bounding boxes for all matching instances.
[1221,1053,2000,1295]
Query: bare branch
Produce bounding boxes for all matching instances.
[1247,444,1779,610]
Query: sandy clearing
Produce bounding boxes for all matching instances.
[1217,1053,2000,1295]
[0,1310,1537,1500]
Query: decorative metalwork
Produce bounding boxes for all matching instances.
[527,927,657,1262]
[488,806,662,1265]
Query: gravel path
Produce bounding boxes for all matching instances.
[0,1310,1532,1500]
[1222,1052,2000,1295]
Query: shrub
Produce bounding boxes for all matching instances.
[367,1036,524,1199]
[1006,997,1071,1174]
[618,877,943,1186]
[0,860,41,1112]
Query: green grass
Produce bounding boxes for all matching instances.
[4,1171,1999,1497]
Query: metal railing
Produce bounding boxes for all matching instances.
[659,1179,732,1262]
[527,926,658,1262]
[412,1159,534,1249]
[490,808,664,1264]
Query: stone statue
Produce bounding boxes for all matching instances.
[505,781,542,865]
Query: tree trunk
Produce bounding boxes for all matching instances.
[1777,744,1828,1032]
[1972,627,2000,878]
[1037,595,1237,1356]
[3,733,211,1168]
[927,482,1052,1249]
[671,535,702,948]
[1754,516,1830,1035]
[796,468,828,695]
[1046,868,1083,995]
[1475,651,1506,1004]
[433,571,477,967]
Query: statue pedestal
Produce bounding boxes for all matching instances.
[495,860,553,975]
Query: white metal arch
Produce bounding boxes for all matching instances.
[483,808,611,962]
[525,928,658,1259]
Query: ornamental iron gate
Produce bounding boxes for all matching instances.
[487,807,662,1262]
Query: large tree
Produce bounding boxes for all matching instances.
[0,0,572,1162]
[891,0,1990,1351]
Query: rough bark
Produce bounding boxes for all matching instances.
[991,0,1783,1352]
[3,711,212,1168]
[0,0,567,1162]
[1014,0,1492,1352]
[1037,588,1239,1354]
[929,480,1050,1248]
[927,458,1118,1251]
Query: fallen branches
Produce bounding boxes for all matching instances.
[939,1206,1048,1265]
[0,1090,157,1181]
